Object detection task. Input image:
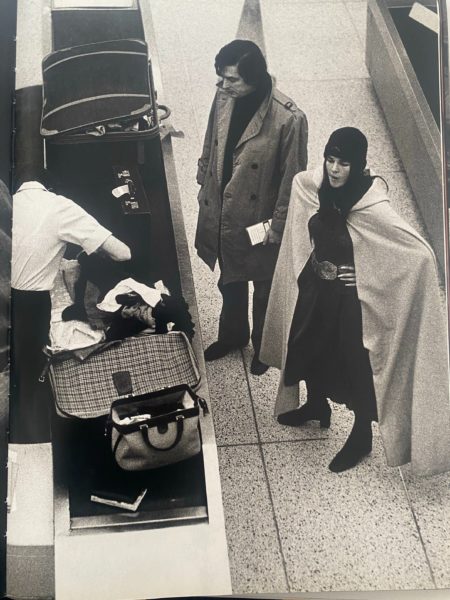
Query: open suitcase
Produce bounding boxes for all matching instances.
[48,331,201,419]
[40,38,169,144]
[48,331,204,472]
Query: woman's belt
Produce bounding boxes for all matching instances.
[311,251,353,281]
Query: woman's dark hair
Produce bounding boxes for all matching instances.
[318,127,388,218]
[215,39,268,87]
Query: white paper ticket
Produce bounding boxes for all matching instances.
[246,219,272,246]
[112,184,130,198]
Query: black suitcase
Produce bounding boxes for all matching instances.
[41,38,169,144]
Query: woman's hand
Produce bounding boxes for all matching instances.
[263,227,282,245]
[337,265,356,287]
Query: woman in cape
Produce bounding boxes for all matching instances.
[260,127,450,476]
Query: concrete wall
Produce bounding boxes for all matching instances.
[366,0,444,271]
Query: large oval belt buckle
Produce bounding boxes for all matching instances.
[317,260,338,280]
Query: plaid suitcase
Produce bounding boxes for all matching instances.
[41,38,169,143]
[48,331,201,419]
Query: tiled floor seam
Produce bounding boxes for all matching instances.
[265,0,353,5]
[240,349,291,592]
[399,467,438,588]
[216,437,329,449]
[344,0,366,51]
[172,9,206,147]
[150,7,204,151]
[293,76,371,83]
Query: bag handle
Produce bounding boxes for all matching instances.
[141,418,184,452]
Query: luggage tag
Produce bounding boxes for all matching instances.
[112,370,133,397]
[105,370,135,436]
[112,166,151,215]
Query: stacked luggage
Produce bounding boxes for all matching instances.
[40,35,204,476]
[48,331,207,471]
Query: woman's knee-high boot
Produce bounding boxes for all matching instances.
[328,411,373,472]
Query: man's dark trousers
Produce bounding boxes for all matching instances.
[217,274,272,358]
[10,289,52,443]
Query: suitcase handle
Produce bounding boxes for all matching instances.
[157,104,171,121]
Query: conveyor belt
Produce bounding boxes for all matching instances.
[45,138,183,292]
[52,415,207,530]
[390,6,439,125]
[46,134,208,528]
[44,3,207,529]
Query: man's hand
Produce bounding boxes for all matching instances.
[262,227,282,245]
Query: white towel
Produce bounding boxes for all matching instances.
[97,278,169,313]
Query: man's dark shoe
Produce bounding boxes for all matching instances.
[277,400,331,428]
[250,355,269,376]
[204,341,239,361]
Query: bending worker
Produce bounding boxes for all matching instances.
[10,178,131,443]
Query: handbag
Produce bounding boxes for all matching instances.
[108,384,208,471]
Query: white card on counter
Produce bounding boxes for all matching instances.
[112,184,130,198]
[246,219,272,246]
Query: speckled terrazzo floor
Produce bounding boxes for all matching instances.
[148,0,450,594]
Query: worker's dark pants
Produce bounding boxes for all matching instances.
[10,289,52,443]
[217,274,272,358]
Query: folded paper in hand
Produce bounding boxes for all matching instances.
[246,219,272,246]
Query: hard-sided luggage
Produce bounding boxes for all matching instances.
[41,38,169,143]
[48,331,201,419]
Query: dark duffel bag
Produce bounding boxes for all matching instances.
[41,38,169,143]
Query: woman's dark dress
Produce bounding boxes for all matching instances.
[284,205,378,421]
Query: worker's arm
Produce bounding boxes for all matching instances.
[57,195,131,260]
[97,235,131,262]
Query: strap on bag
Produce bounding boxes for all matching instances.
[141,418,184,452]
[105,370,134,437]
[111,419,184,461]
[38,354,52,383]
[112,432,122,457]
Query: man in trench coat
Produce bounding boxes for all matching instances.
[195,39,308,374]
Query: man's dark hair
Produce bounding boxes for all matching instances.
[13,167,61,194]
[215,39,268,87]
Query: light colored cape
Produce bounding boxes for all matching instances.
[261,167,450,476]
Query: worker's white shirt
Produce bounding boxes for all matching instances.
[12,181,112,291]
